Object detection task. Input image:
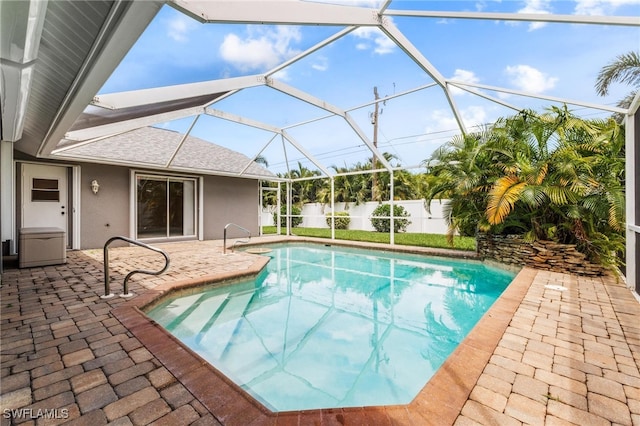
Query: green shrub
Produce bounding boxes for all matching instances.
[370,204,411,233]
[325,211,351,230]
[273,205,303,228]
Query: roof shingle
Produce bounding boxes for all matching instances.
[59,126,275,178]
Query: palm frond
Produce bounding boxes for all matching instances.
[519,186,546,207]
[486,176,526,225]
[595,51,640,96]
[544,185,578,205]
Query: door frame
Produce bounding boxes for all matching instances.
[18,161,81,250]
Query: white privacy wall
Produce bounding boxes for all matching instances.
[262,200,450,234]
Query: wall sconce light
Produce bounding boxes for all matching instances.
[91,180,100,194]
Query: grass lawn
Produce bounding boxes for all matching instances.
[260,227,476,251]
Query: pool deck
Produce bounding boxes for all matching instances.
[1,236,639,425]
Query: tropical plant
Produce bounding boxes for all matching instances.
[254,155,269,167]
[595,50,640,121]
[423,106,626,270]
[370,203,411,233]
[273,205,303,228]
[315,153,419,206]
[374,153,419,201]
[260,180,279,208]
[287,162,323,205]
[325,211,351,229]
[422,125,501,240]
[316,163,369,206]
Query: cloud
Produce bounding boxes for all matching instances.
[166,15,195,42]
[574,0,640,15]
[475,1,489,11]
[272,69,291,81]
[311,56,329,72]
[448,69,480,95]
[351,26,396,55]
[426,106,489,135]
[220,25,302,72]
[517,0,552,31]
[505,65,558,94]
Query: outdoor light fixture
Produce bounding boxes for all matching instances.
[91,180,100,194]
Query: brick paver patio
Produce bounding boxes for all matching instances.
[1,237,639,425]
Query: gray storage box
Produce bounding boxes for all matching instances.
[19,227,66,268]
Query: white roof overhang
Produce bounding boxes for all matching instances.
[0,0,47,142]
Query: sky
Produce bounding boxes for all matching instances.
[99,0,640,175]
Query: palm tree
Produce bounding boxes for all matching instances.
[595,50,640,121]
[423,106,625,268]
[390,169,418,200]
[487,110,572,229]
[422,125,501,240]
[285,162,322,205]
[254,155,269,167]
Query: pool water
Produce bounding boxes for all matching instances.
[146,243,516,412]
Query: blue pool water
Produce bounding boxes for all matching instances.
[146,243,516,412]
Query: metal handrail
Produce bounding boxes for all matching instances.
[223,223,251,254]
[101,236,170,299]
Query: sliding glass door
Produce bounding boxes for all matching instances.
[136,175,196,239]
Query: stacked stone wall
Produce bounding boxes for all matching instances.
[476,234,607,276]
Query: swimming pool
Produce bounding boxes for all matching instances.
[146,243,516,412]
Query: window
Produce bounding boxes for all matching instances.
[31,178,60,201]
[136,175,196,239]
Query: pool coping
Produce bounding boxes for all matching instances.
[112,243,535,425]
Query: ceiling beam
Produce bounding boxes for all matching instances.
[446,82,524,113]
[171,0,380,26]
[380,21,468,134]
[281,130,333,177]
[64,106,204,141]
[455,81,628,114]
[268,79,393,170]
[384,9,640,27]
[266,26,357,78]
[205,108,282,134]
[267,79,344,116]
[93,74,264,109]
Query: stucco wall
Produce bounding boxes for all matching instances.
[12,157,261,250]
[203,175,259,239]
[81,168,260,248]
[80,163,130,249]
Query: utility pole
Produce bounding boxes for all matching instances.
[371,86,379,202]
